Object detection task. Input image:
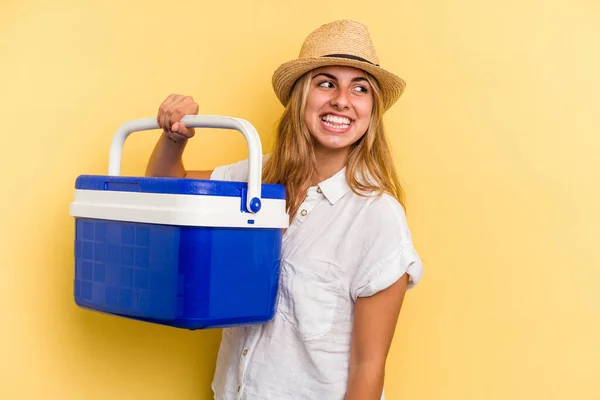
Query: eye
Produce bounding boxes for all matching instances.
[353,85,369,94]
[318,80,334,89]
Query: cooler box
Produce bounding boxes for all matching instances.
[69,115,289,330]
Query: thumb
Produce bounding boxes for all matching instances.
[171,122,194,137]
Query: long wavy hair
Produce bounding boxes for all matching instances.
[262,69,405,219]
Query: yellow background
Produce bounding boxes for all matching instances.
[1,0,599,399]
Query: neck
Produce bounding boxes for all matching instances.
[311,146,349,186]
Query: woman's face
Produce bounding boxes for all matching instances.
[304,65,374,154]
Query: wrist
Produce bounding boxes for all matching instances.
[163,130,188,145]
[345,364,384,400]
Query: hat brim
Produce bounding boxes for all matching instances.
[272,57,406,111]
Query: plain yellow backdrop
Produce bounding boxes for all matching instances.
[1,0,599,399]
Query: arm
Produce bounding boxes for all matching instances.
[345,273,409,400]
[145,94,212,179]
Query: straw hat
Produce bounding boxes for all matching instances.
[272,20,406,111]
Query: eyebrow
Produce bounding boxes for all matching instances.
[313,73,369,83]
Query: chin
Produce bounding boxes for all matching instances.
[314,138,354,152]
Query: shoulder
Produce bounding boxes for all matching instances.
[349,191,413,243]
[365,192,408,222]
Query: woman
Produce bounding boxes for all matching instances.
[146,19,423,400]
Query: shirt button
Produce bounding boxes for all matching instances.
[301,209,307,216]
[317,187,322,194]
[243,349,248,356]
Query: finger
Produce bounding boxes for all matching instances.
[164,109,174,133]
[156,94,174,130]
[189,96,200,115]
[183,96,199,115]
[165,95,184,132]
[170,107,185,129]
[167,96,190,132]
[166,94,187,132]
[158,94,177,131]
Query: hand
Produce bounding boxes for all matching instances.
[157,94,199,140]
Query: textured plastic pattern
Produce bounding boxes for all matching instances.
[74,218,283,329]
[75,175,285,199]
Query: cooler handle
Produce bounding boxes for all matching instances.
[107,115,263,213]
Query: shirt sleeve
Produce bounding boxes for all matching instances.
[210,154,271,182]
[210,158,250,182]
[350,197,424,301]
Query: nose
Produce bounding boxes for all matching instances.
[330,88,350,110]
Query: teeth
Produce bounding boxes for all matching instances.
[322,114,351,125]
[323,121,349,129]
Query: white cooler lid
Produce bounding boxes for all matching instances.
[70,175,289,229]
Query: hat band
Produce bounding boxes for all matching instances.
[323,54,380,67]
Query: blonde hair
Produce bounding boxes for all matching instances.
[263,69,405,218]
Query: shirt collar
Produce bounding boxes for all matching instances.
[315,167,351,205]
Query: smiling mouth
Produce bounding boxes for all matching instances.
[320,114,353,129]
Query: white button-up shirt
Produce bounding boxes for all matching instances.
[210,158,423,400]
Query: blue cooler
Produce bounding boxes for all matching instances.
[69,115,289,330]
